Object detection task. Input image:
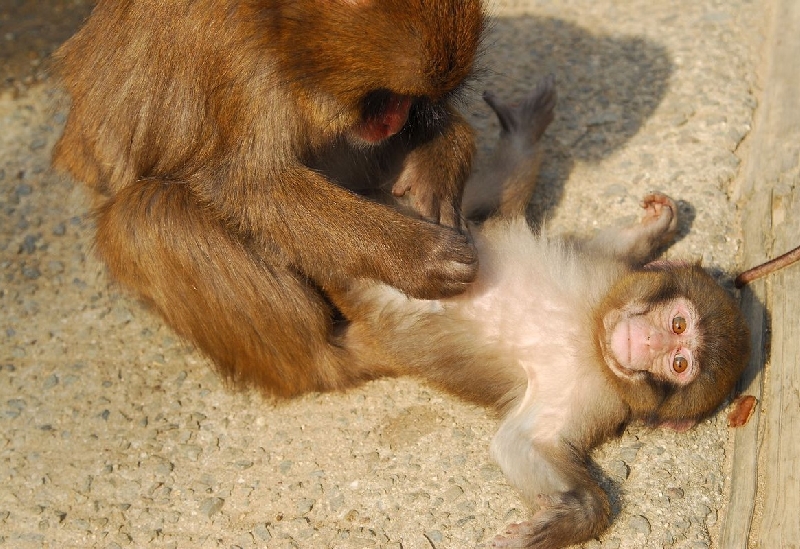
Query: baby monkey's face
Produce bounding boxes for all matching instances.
[602,296,701,387]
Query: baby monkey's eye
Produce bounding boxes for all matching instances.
[672,316,687,334]
[673,355,688,373]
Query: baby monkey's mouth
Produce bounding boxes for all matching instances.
[602,313,646,381]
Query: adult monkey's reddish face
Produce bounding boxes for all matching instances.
[355,92,413,143]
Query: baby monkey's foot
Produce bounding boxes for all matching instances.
[492,521,532,548]
[492,492,597,549]
[483,74,556,144]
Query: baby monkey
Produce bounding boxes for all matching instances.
[338,77,750,548]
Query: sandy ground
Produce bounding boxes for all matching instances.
[0,0,769,547]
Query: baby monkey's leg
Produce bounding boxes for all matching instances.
[585,192,679,266]
[463,75,557,221]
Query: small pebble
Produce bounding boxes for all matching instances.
[200,497,225,518]
[296,499,314,514]
[155,461,174,475]
[253,524,271,542]
[672,518,691,532]
[22,266,41,280]
[619,444,642,462]
[183,445,202,461]
[667,487,685,500]
[112,305,134,324]
[8,399,26,411]
[425,530,444,544]
[62,374,80,386]
[279,460,293,473]
[444,485,464,502]
[43,374,59,389]
[608,459,629,480]
[29,138,47,151]
[629,515,651,536]
[21,235,37,254]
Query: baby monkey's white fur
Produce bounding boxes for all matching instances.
[337,76,749,548]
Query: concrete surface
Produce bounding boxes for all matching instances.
[0,0,785,547]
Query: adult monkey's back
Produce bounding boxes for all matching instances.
[52,0,485,395]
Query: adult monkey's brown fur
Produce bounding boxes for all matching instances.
[52,0,485,395]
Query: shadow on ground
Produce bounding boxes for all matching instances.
[475,15,673,220]
[0,0,93,92]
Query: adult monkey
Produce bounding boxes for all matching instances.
[52,0,485,395]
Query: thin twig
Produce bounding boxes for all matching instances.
[735,244,800,288]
